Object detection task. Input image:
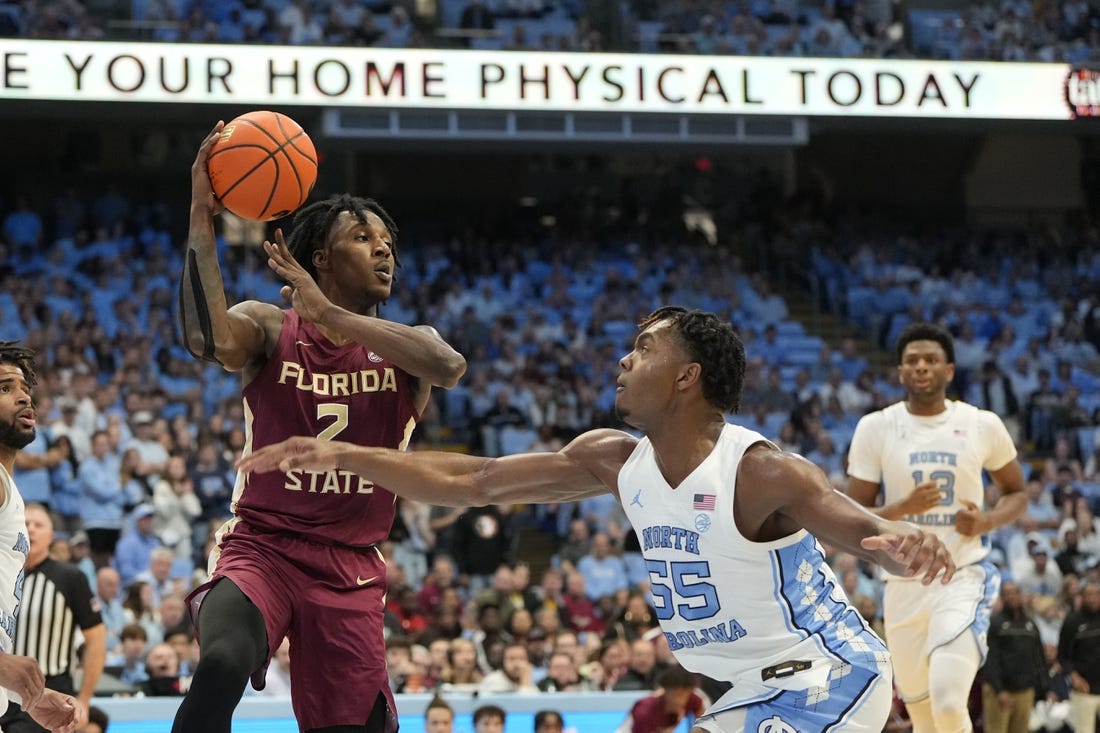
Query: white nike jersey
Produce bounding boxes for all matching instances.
[0,466,29,711]
[619,424,888,711]
[847,400,1017,574]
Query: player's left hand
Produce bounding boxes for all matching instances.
[954,500,987,536]
[862,526,956,585]
[237,436,345,474]
[263,229,332,324]
[26,689,81,733]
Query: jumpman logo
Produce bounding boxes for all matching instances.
[631,489,643,508]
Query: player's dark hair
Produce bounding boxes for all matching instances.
[286,194,400,280]
[657,665,698,690]
[473,704,506,724]
[0,341,37,387]
[534,710,564,728]
[639,307,745,413]
[425,694,453,717]
[895,322,955,365]
[87,705,110,731]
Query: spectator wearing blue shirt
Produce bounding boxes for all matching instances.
[12,420,61,506]
[576,533,628,603]
[79,429,126,566]
[834,337,870,382]
[114,504,163,589]
[49,434,82,533]
[95,566,126,655]
[2,194,43,250]
[110,624,150,687]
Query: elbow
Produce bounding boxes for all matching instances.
[437,353,468,390]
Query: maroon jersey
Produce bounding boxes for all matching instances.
[229,309,420,547]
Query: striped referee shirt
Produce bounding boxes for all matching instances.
[14,558,102,688]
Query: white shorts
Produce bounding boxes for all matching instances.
[882,561,999,702]
[693,663,893,733]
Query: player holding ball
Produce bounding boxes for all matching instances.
[174,120,466,733]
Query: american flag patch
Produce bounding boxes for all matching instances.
[693,493,716,511]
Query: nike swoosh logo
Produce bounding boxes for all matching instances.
[356,576,378,586]
[296,340,313,347]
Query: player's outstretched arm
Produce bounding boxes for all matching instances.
[262,234,466,389]
[744,447,955,584]
[237,429,633,507]
[179,122,274,371]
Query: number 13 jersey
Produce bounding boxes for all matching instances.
[847,400,1016,575]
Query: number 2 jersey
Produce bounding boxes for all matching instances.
[847,400,1016,575]
[225,309,420,548]
[619,423,888,712]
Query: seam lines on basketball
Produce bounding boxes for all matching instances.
[241,117,284,217]
[273,113,315,208]
[221,116,295,218]
[209,144,279,212]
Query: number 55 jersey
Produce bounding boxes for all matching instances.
[619,423,890,718]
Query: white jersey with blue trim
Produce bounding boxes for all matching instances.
[847,400,1017,575]
[0,465,29,712]
[619,423,889,712]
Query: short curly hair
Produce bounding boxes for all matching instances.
[638,307,746,413]
[0,341,37,387]
[895,322,955,365]
[286,194,399,281]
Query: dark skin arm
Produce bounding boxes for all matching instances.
[261,234,466,413]
[236,428,635,507]
[954,460,1027,536]
[738,444,955,583]
[848,460,1027,536]
[238,434,954,582]
[178,121,280,373]
[846,477,942,520]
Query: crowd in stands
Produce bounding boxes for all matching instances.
[1,170,1099,728]
[1,0,1099,61]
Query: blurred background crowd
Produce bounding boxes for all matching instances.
[0,0,1099,731]
[1,0,1099,61]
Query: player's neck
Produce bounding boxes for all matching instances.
[315,323,354,347]
[648,417,724,488]
[904,395,948,417]
[0,449,13,476]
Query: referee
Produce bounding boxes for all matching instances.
[0,503,104,732]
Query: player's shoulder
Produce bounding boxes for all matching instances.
[968,403,1013,434]
[740,441,819,485]
[229,299,283,322]
[565,429,638,459]
[854,403,896,429]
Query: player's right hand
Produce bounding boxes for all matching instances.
[192,121,226,216]
[901,480,942,515]
[237,436,344,475]
[0,653,45,710]
[262,230,332,324]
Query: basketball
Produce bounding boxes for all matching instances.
[207,111,318,222]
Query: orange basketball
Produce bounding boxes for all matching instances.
[207,111,318,222]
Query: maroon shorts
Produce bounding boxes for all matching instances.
[188,525,394,730]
